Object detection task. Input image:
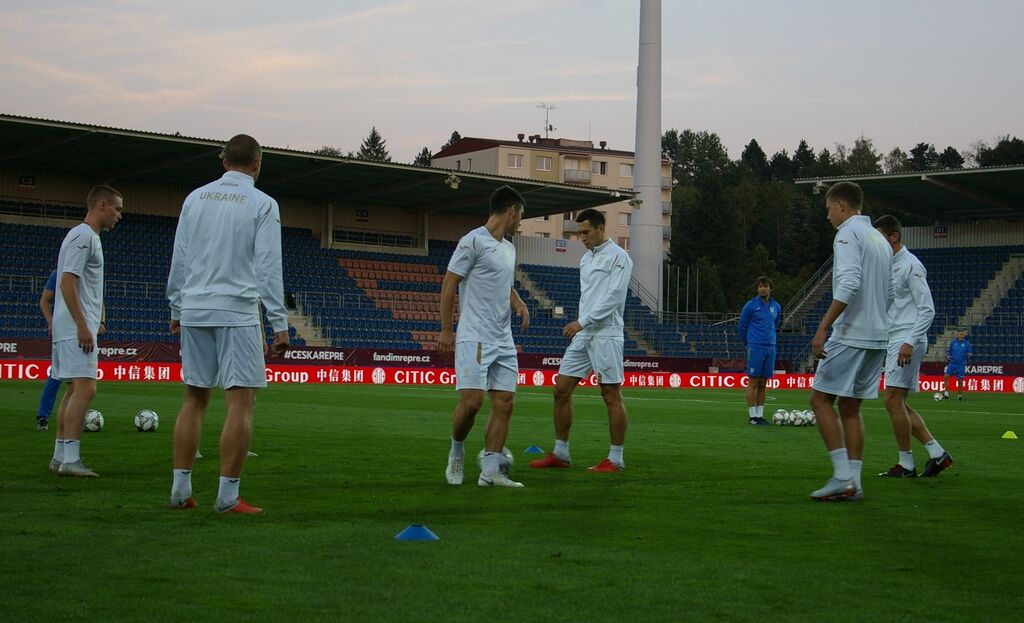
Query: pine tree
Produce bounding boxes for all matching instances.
[413,147,432,167]
[357,126,391,162]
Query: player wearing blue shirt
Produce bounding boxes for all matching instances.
[943,330,972,401]
[737,276,782,426]
[35,270,63,430]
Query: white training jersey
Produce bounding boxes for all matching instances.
[167,171,288,333]
[447,226,516,346]
[887,246,935,347]
[52,223,104,343]
[830,214,893,349]
[577,239,633,339]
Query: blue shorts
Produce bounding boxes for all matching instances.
[746,345,776,378]
[945,363,966,379]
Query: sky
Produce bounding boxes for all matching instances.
[1,0,1021,163]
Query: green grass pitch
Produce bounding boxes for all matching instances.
[1,380,1021,621]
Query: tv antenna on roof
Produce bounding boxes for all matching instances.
[537,103,557,138]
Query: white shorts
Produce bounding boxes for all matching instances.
[883,341,926,392]
[455,341,518,393]
[51,338,98,380]
[813,339,885,399]
[558,336,625,385]
[180,325,266,389]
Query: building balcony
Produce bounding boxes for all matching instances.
[661,176,673,189]
[663,225,672,240]
[564,169,592,184]
[563,220,579,233]
[662,201,672,215]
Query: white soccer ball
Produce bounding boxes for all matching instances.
[477,447,514,475]
[933,392,943,401]
[805,410,817,426]
[134,409,159,432]
[773,409,788,426]
[791,411,806,427]
[83,409,104,432]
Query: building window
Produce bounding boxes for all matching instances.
[540,232,550,238]
[619,163,634,178]
[564,210,577,220]
[466,158,472,171]
[537,156,552,172]
[455,160,461,170]
[543,215,550,221]
[508,153,524,169]
[618,237,630,250]
[618,213,631,226]
[592,160,607,175]
[564,158,581,170]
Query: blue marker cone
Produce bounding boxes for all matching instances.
[395,524,439,541]
[524,445,544,454]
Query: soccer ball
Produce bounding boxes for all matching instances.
[805,410,817,426]
[476,447,514,475]
[773,409,788,426]
[933,392,943,401]
[791,411,806,427]
[83,409,104,432]
[134,409,159,432]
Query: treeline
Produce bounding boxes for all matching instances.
[661,131,1024,314]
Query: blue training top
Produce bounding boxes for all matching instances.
[44,270,57,292]
[738,295,781,347]
[947,338,972,365]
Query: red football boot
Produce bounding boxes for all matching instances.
[529,452,571,469]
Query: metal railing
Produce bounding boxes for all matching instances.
[782,256,833,325]
[563,169,592,184]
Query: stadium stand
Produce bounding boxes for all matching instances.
[2,212,1021,363]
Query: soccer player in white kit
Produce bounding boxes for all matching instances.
[166,134,289,513]
[529,209,634,472]
[808,182,893,501]
[49,185,123,477]
[441,186,530,488]
[873,215,953,478]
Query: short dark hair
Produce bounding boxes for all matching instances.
[825,181,864,211]
[220,134,262,168]
[575,208,605,228]
[756,276,772,289]
[489,185,525,215]
[873,214,902,239]
[86,185,122,209]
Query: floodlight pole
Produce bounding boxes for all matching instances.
[629,0,664,313]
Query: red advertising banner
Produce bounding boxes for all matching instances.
[3,359,1023,393]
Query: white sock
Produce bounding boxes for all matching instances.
[64,439,81,464]
[553,439,570,462]
[849,459,863,490]
[924,439,946,459]
[829,448,852,481]
[747,406,757,419]
[898,450,915,470]
[943,389,949,397]
[481,451,501,477]
[449,437,464,459]
[609,444,624,467]
[755,405,764,419]
[171,469,192,502]
[217,476,240,507]
[53,439,65,462]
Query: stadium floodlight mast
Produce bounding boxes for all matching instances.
[537,103,557,138]
[629,0,664,312]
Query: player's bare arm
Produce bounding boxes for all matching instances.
[510,288,530,330]
[438,271,463,355]
[59,271,93,353]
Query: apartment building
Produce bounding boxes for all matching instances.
[432,134,672,251]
